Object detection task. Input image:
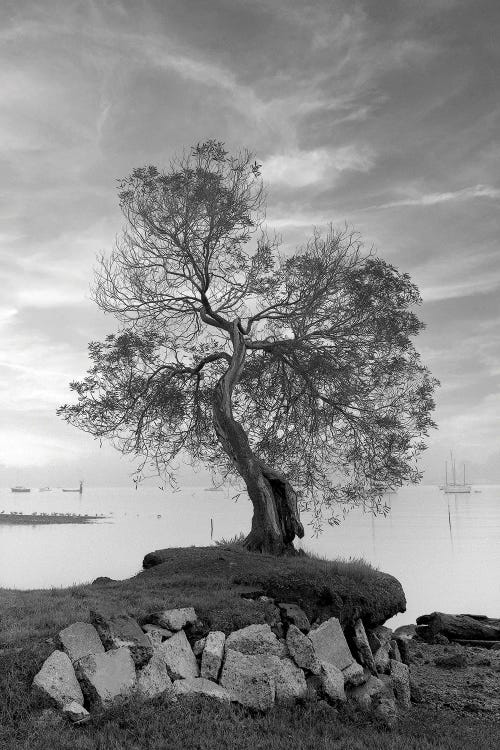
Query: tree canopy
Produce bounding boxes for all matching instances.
[59,140,437,551]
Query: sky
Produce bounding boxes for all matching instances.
[1,0,499,486]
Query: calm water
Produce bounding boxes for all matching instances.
[1,484,499,628]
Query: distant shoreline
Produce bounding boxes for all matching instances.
[0,513,107,525]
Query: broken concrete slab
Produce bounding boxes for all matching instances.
[75,647,136,708]
[158,629,199,680]
[58,622,104,664]
[201,631,225,682]
[90,611,153,667]
[32,650,84,708]
[174,677,231,703]
[308,617,354,671]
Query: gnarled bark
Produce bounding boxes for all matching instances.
[212,320,304,554]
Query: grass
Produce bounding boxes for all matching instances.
[1,545,498,749]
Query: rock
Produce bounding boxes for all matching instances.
[278,603,311,633]
[352,619,377,674]
[90,611,153,667]
[147,607,197,632]
[201,631,225,682]
[389,639,401,662]
[145,630,164,650]
[374,696,398,729]
[58,622,105,664]
[434,652,467,669]
[348,675,384,710]
[394,637,410,665]
[258,596,275,604]
[174,677,231,703]
[390,659,411,708]
[142,623,173,639]
[193,637,206,657]
[305,673,322,700]
[32,650,84,708]
[319,662,346,703]
[367,629,381,654]
[434,634,450,645]
[225,623,286,657]
[286,624,320,674]
[136,651,176,701]
[374,643,391,674]
[274,657,307,702]
[75,647,136,708]
[409,678,423,703]
[308,618,354,670]
[416,612,500,641]
[91,577,115,585]
[62,701,90,724]
[342,661,366,687]
[393,624,416,640]
[158,629,199,680]
[219,650,276,710]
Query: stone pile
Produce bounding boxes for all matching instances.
[33,602,411,729]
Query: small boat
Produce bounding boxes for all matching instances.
[62,481,83,494]
[38,487,51,492]
[11,486,30,493]
[442,453,471,494]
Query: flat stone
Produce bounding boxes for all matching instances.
[90,611,153,667]
[75,647,136,707]
[158,629,199,680]
[348,675,385,710]
[219,650,276,710]
[32,650,84,708]
[274,657,307,702]
[58,622,105,664]
[389,639,402,662]
[278,603,311,633]
[308,618,354,671]
[390,659,411,708]
[174,677,231,703]
[62,701,90,724]
[225,623,287,657]
[286,624,320,674]
[148,607,197,631]
[342,661,366,687]
[353,619,377,674]
[201,631,225,682]
[320,661,346,703]
[136,651,176,701]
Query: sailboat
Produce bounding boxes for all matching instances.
[62,480,83,494]
[442,453,471,494]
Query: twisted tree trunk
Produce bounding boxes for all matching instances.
[212,321,304,554]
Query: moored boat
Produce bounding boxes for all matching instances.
[11,486,30,493]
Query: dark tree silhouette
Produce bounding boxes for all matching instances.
[58,141,437,554]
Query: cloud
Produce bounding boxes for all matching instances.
[367,184,500,210]
[264,146,375,188]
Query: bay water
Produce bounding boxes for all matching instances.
[1,484,499,628]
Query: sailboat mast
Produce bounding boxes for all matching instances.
[445,461,448,485]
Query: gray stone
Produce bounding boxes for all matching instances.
[342,661,366,687]
[142,623,173,639]
[174,677,231,703]
[274,657,307,702]
[348,675,385,710]
[286,624,320,674]
[193,637,206,657]
[390,659,411,708]
[136,651,176,701]
[225,623,287,657]
[389,639,402,662]
[201,631,225,682]
[32,650,84,708]
[353,619,377,674]
[59,622,105,664]
[319,661,346,703]
[90,611,153,667]
[373,625,393,648]
[308,618,354,670]
[220,650,276,710]
[148,607,197,631]
[145,630,164,650]
[278,603,311,633]
[158,629,199,680]
[75,647,136,707]
[374,643,391,674]
[62,701,90,724]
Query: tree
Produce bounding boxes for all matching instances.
[58,140,438,554]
